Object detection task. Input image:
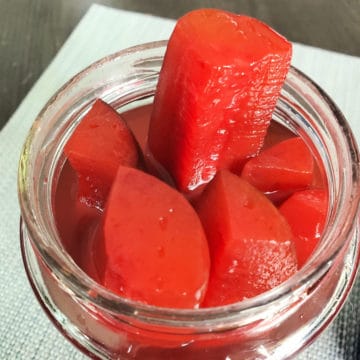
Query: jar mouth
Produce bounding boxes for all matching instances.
[18,41,360,328]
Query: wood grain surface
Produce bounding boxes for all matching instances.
[0,0,359,130]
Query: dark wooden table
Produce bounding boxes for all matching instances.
[0,0,359,131]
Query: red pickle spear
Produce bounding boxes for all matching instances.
[195,170,298,306]
[280,189,328,268]
[148,8,292,192]
[64,99,139,209]
[241,137,315,193]
[102,166,210,309]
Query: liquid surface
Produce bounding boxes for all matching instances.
[54,103,325,289]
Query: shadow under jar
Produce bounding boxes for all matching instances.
[18,41,360,360]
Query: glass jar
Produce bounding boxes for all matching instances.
[18,41,360,359]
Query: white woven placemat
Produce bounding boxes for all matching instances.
[1,4,359,359]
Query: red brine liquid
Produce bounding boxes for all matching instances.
[54,102,326,290]
[52,101,328,357]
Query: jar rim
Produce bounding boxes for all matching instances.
[18,41,360,328]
